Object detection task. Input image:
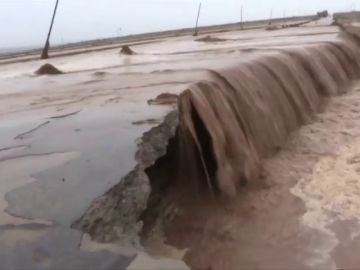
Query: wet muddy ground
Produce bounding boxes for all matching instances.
[1,17,358,269]
[162,80,360,269]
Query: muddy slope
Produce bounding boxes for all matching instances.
[76,29,360,245]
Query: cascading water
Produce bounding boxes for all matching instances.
[177,37,360,197]
[75,25,360,245]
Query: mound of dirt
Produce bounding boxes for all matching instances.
[266,25,281,31]
[120,45,135,55]
[93,71,108,77]
[195,35,227,42]
[148,93,178,105]
[35,63,63,75]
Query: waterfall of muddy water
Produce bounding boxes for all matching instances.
[177,38,360,197]
[77,28,360,248]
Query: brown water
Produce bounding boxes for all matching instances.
[176,36,360,196]
[138,25,360,269]
[2,18,360,269]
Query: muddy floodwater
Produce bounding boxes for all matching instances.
[1,17,360,269]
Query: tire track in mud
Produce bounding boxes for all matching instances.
[14,121,50,140]
[0,145,27,153]
[12,111,81,140]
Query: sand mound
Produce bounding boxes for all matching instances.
[93,71,108,77]
[195,35,227,42]
[148,93,178,105]
[266,25,281,31]
[35,63,63,75]
[120,45,135,55]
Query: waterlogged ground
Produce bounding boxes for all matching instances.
[1,17,357,269]
[163,80,360,269]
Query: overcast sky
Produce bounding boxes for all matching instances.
[0,0,358,50]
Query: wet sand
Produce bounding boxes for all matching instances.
[0,17,356,269]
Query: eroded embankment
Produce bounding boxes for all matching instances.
[74,28,360,246]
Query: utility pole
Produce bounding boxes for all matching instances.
[193,2,202,36]
[241,5,244,30]
[268,8,273,25]
[41,0,60,59]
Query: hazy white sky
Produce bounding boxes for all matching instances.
[0,0,358,50]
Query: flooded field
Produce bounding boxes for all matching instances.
[1,17,360,269]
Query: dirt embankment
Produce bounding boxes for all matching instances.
[35,63,63,75]
[73,112,179,246]
[120,45,136,55]
[75,24,360,255]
